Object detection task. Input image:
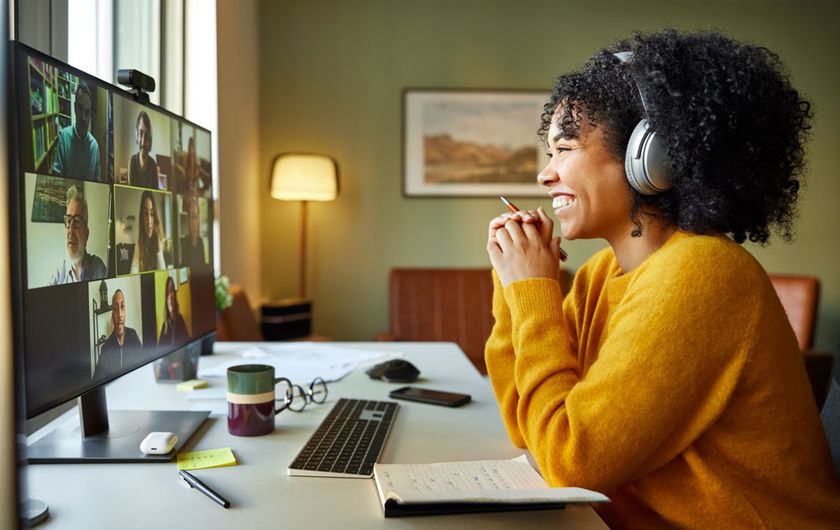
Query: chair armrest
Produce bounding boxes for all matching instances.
[805,350,835,410]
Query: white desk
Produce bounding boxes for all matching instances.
[26,342,607,529]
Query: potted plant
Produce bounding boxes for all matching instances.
[215,275,233,315]
[199,275,233,356]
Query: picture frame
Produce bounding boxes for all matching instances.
[403,89,550,197]
[31,174,84,222]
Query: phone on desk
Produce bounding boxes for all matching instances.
[389,387,471,407]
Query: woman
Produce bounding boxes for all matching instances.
[127,110,158,189]
[485,30,840,528]
[130,190,165,273]
[159,276,189,347]
[179,195,206,269]
[185,136,198,193]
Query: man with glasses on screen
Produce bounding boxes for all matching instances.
[49,186,106,285]
[95,289,143,378]
[52,81,101,181]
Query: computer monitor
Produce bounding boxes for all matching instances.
[8,42,217,463]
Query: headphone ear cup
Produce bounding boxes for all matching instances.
[624,119,671,195]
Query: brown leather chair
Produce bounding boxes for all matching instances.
[769,274,833,408]
[770,274,820,351]
[216,284,263,341]
[380,268,572,375]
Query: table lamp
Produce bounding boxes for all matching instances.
[270,153,339,299]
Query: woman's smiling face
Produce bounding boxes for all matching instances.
[538,108,633,243]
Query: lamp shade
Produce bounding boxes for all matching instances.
[270,153,339,201]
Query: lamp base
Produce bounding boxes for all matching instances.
[261,298,312,340]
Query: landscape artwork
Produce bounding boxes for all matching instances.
[403,90,548,197]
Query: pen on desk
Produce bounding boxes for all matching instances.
[179,469,231,509]
[499,196,568,261]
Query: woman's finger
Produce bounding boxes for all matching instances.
[536,207,555,241]
[495,224,513,252]
[488,212,520,240]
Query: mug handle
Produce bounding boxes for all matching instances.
[274,377,304,414]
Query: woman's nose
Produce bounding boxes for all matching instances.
[537,163,558,187]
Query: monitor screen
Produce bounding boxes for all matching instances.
[10,43,216,422]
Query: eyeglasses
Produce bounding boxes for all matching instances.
[276,377,329,413]
[63,214,86,229]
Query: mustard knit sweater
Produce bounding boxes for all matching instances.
[485,231,840,528]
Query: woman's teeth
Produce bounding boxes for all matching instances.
[553,196,576,209]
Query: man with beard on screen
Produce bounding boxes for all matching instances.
[52,82,101,181]
[49,185,106,285]
[95,289,143,378]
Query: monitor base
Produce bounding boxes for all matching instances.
[21,498,49,526]
[26,410,209,464]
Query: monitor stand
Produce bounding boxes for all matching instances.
[26,386,209,464]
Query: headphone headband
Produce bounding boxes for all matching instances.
[613,51,672,195]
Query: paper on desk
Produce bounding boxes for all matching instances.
[185,387,227,400]
[190,402,228,416]
[374,455,609,505]
[197,342,394,383]
[177,447,237,470]
[380,455,547,494]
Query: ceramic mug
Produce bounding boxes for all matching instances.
[226,364,295,436]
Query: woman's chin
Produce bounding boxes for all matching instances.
[559,225,575,241]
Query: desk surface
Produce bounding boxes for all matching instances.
[26,342,607,529]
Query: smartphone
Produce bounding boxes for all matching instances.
[389,387,471,407]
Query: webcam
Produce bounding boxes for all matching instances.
[117,69,156,103]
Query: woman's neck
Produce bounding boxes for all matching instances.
[607,217,677,273]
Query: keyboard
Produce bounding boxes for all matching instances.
[287,398,399,478]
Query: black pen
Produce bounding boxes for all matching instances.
[179,469,231,509]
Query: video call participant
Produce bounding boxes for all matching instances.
[179,196,206,268]
[184,136,198,194]
[130,190,166,273]
[95,289,143,377]
[127,110,158,189]
[159,276,189,347]
[49,185,106,285]
[52,82,101,181]
[484,30,840,527]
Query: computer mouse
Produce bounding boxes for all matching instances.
[366,359,420,383]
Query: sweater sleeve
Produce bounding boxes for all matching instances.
[505,250,759,491]
[485,268,581,448]
[484,269,526,447]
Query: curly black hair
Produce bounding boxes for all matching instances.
[538,29,812,244]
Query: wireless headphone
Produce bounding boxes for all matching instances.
[613,51,671,195]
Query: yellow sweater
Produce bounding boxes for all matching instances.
[485,231,840,528]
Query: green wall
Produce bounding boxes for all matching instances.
[258,0,840,352]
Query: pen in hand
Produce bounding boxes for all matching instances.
[499,196,568,261]
[179,469,231,509]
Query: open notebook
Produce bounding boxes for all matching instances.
[373,455,608,517]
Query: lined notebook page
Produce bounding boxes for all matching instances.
[373,455,609,505]
[378,455,545,494]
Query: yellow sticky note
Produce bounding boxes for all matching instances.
[176,379,208,392]
[177,448,237,470]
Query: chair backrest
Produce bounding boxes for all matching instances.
[820,349,840,482]
[216,284,263,341]
[387,268,571,374]
[769,274,820,351]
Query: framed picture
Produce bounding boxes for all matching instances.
[31,174,84,222]
[403,89,549,197]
